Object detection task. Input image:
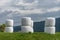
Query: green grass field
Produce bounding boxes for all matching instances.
[0,32,60,40]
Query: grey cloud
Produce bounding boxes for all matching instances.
[0,0,60,26]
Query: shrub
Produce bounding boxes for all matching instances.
[0,24,6,32]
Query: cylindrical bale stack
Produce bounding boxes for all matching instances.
[5,19,13,33]
[21,17,34,33]
[44,17,56,34]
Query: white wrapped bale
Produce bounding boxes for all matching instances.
[44,17,56,34]
[21,26,34,33]
[31,20,34,28]
[6,19,13,27]
[21,17,32,26]
[45,17,55,27]
[5,27,13,33]
[44,27,55,34]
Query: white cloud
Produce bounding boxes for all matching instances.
[19,9,45,14]
[19,7,60,14]
[54,0,60,4]
[16,0,37,5]
[15,0,39,10]
[0,0,11,6]
[47,7,60,12]
[1,6,60,15]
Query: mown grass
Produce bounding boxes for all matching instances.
[0,32,60,40]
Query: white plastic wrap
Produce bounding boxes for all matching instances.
[21,17,32,26]
[21,26,34,33]
[44,27,55,34]
[31,20,34,28]
[45,17,55,27]
[5,27,13,33]
[6,19,13,27]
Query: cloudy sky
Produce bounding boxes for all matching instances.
[0,0,60,26]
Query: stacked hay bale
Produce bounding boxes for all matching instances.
[44,17,56,34]
[21,17,34,33]
[5,19,13,33]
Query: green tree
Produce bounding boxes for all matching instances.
[0,24,6,32]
